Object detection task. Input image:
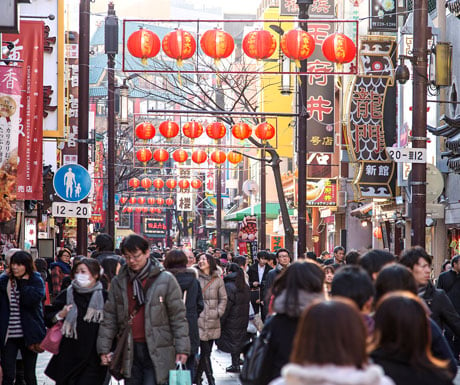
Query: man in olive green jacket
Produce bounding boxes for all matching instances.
[97,234,190,385]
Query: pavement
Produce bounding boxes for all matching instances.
[36,347,241,385]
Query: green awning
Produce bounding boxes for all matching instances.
[224,203,293,222]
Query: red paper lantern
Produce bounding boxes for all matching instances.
[200,29,234,62]
[231,122,252,140]
[137,197,146,205]
[126,207,133,213]
[192,150,207,164]
[120,197,128,204]
[322,33,356,64]
[227,151,243,164]
[182,121,203,140]
[136,148,152,163]
[242,30,277,60]
[156,198,164,205]
[141,178,152,190]
[135,207,142,213]
[153,148,169,163]
[135,122,155,140]
[127,28,161,64]
[162,29,196,66]
[178,180,190,190]
[159,121,180,139]
[153,178,164,189]
[191,179,202,189]
[156,208,162,213]
[142,207,148,213]
[166,179,178,189]
[129,197,137,205]
[149,207,156,214]
[210,150,226,164]
[172,149,189,163]
[206,122,226,140]
[280,29,315,63]
[166,198,174,206]
[147,197,155,205]
[129,178,140,188]
[255,122,276,141]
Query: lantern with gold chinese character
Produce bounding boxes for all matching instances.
[227,151,243,164]
[192,149,207,164]
[242,30,277,60]
[126,207,133,213]
[191,179,202,189]
[120,197,128,205]
[153,148,169,164]
[137,197,146,205]
[255,122,276,141]
[182,121,203,140]
[172,149,189,163]
[179,180,190,190]
[156,197,164,205]
[152,178,164,189]
[200,29,234,65]
[210,150,226,164]
[129,197,137,205]
[159,121,180,139]
[136,148,152,163]
[162,29,196,67]
[281,29,315,66]
[206,122,226,141]
[129,178,140,189]
[141,178,152,190]
[127,28,161,65]
[135,122,155,141]
[147,197,155,205]
[231,122,252,140]
[322,33,356,64]
[166,179,177,189]
[166,198,174,206]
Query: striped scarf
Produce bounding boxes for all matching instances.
[128,258,152,306]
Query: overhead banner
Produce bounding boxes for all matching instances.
[0,65,22,225]
[347,36,396,199]
[4,21,45,200]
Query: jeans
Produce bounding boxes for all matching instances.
[0,338,38,385]
[125,343,156,385]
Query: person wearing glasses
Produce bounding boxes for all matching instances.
[97,234,190,385]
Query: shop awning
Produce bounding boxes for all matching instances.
[224,203,293,222]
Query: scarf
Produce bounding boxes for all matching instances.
[61,280,104,339]
[128,258,152,306]
[50,260,71,275]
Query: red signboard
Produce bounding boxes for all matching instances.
[306,178,337,207]
[4,21,45,200]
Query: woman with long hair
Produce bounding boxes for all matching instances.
[196,253,227,385]
[100,257,120,290]
[50,248,72,300]
[0,250,46,385]
[371,292,453,385]
[164,249,204,381]
[216,262,250,373]
[270,299,394,385]
[260,261,325,385]
[45,258,107,385]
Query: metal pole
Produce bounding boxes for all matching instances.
[76,0,90,255]
[260,148,267,249]
[216,167,222,249]
[296,0,312,258]
[411,0,429,247]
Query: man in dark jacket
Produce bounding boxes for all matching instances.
[91,233,124,265]
[248,251,272,321]
[323,245,346,268]
[265,248,291,307]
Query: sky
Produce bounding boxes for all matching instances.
[201,0,260,14]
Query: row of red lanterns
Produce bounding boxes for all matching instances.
[128,177,203,190]
[127,27,356,66]
[135,121,275,142]
[135,148,244,165]
[120,196,175,206]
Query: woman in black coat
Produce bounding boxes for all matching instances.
[216,263,250,373]
[45,258,107,385]
[164,250,204,380]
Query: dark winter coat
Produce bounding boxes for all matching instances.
[168,267,204,355]
[44,288,108,384]
[248,263,271,306]
[371,348,453,385]
[437,270,460,313]
[91,250,124,265]
[0,272,46,346]
[421,281,460,336]
[216,272,250,354]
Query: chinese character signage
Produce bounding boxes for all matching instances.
[306,178,337,207]
[270,235,285,251]
[177,192,193,212]
[144,217,166,237]
[280,0,335,17]
[369,0,397,32]
[0,66,21,224]
[4,21,45,200]
[347,36,396,199]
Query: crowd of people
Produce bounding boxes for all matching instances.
[1,235,460,385]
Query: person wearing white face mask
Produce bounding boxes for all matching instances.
[45,258,108,385]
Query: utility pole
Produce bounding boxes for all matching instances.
[260,148,266,249]
[216,168,222,249]
[411,0,429,247]
[296,0,313,258]
[77,0,90,255]
[105,2,118,241]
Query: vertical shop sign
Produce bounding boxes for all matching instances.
[91,141,104,224]
[369,0,397,32]
[4,21,45,200]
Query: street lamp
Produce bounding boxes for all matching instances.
[119,82,129,125]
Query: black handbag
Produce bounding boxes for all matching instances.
[240,319,272,385]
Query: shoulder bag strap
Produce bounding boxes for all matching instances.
[127,272,162,323]
[202,277,216,293]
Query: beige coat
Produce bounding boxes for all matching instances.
[197,269,227,341]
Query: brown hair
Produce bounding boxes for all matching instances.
[163,249,188,269]
[372,291,448,371]
[290,298,368,368]
[71,258,101,281]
